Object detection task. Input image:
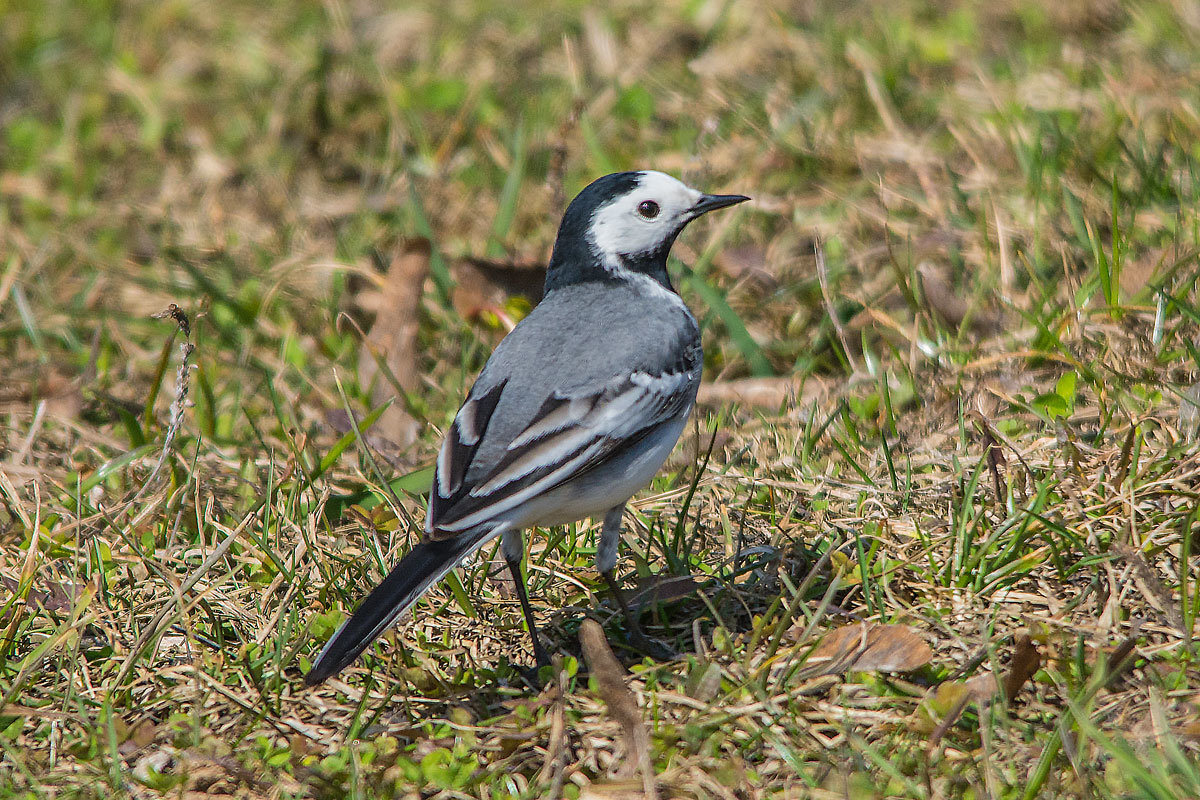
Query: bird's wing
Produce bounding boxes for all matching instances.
[427,368,695,537]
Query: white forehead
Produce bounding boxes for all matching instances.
[589,171,703,260]
[632,171,702,206]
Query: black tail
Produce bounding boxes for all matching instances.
[305,534,485,685]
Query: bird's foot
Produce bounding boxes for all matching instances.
[517,663,545,688]
[534,644,552,673]
[512,638,553,688]
[516,650,553,689]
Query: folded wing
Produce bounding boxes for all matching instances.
[427,369,695,538]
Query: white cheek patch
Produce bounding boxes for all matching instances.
[589,204,669,261]
[588,171,702,266]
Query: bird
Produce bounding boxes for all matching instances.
[305,170,749,685]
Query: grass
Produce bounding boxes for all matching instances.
[2,0,1200,797]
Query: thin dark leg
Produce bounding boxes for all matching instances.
[507,555,551,670]
[601,569,673,660]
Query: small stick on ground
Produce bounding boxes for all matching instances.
[579,619,658,800]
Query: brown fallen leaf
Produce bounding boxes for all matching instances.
[918,632,1042,743]
[0,574,76,615]
[1002,633,1042,700]
[916,262,1001,336]
[1112,423,1137,490]
[0,369,85,422]
[355,239,429,448]
[943,632,1041,711]
[925,684,975,751]
[579,619,657,800]
[451,257,545,321]
[629,574,703,612]
[915,673,1008,740]
[804,623,933,675]
[696,376,829,410]
[1117,249,1165,299]
[1102,624,1142,688]
[913,681,971,735]
[712,243,778,289]
[117,718,159,756]
[964,633,1042,705]
[963,672,1001,703]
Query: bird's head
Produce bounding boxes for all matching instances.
[546,171,749,292]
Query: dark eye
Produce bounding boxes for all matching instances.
[637,200,660,219]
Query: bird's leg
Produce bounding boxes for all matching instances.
[502,529,551,671]
[598,506,674,660]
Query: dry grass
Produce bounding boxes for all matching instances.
[2,0,1200,797]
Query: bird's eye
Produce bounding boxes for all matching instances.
[637,200,660,219]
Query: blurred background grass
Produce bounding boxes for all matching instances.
[4,0,1197,393]
[3,0,1200,797]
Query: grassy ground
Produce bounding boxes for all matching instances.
[2,0,1200,797]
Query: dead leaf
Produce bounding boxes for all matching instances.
[916,262,1001,336]
[355,239,429,448]
[118,719,159,756]
[579,619,657,800]
[1113,423,1137,489]
[697,376,829,410]
[450,257,545,321]
[629,575,702,612]
[914,681,975,738]
[963,672,1001,703]
[1002,633,1042,699]
[1102,624,1142,688]
[804,623,933,675]
[936,632,1040,713]
[1117,250,1163,298]
[712,244,778,289]
[0,574,76,614]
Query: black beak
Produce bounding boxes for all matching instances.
[690,193,750,217]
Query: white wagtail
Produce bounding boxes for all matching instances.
[305,171,748,684]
